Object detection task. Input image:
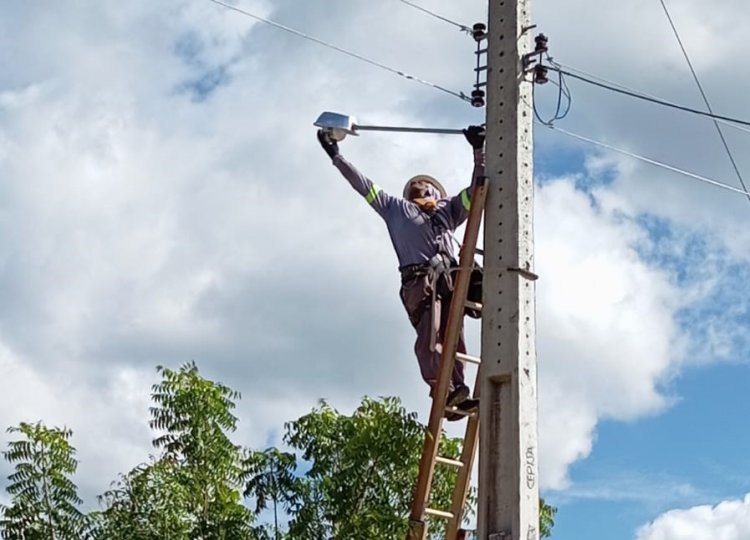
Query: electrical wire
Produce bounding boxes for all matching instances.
[396,0,472,33]
[209,0,750,201]
[533,58,571,126]
[546,65,750,128]
[207,0,471,103]
[656,0,750,203]
[553,61,750,136]
[541,123,750,198]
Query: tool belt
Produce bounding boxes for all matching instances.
[400,253,453,284]
[400,263,430,285]
[399,254,482,319]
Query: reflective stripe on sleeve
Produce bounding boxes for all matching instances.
[366,185,382,204]
[461,189,471,210]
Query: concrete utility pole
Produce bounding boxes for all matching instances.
[478,0,540,537]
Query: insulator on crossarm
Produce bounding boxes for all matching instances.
[533,65,549,85]
[471,89,486,107]
[534,33,548,53]
[472,23,487,42]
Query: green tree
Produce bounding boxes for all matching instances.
[243,448,299,540]
[148,362,255,539]
[93,458,191,539]
[95,362,258,539]
[0,365,555,539]
[540,497,557,538]
[0,422,88,540]
[279,397,474,540]
[259,397,556,539]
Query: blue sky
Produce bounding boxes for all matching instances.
[0,1,749,539]
[534,131,750,537]
[551,362,750,539]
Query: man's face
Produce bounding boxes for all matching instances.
[407,180,439,201]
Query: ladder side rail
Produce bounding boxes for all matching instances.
[445,182,488,539]
[407,178,488,540]
[445,414,480,538]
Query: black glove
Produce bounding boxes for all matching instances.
[463,125,485,149]
[317,129,340,159]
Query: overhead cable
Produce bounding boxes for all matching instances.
[656,0,750,203]
[396,0,472,33]
[546,65,750,129]
[533,58,571,126]
[554,62,750,136]
[207,0,471,103]
[542,123,750,198]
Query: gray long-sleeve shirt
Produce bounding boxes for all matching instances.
[331,148,485,268]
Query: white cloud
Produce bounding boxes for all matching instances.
[0,340,154,503]
[636,494,750,540]
[536,178,683,488]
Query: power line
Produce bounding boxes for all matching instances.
[656,0,750,203]
[546,65,750,128]
[396,0,472,33]
[541,123,750,198]
[207,0,471,103]
[533,73,571,126]
[554,61,750,136]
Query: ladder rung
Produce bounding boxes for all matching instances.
[456,352,481,365]
[425,508,454,520]
[436,456,464,468]
[465,300,483,312]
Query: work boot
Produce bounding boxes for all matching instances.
[446,384,471,407]
[444,410,464,422]
[456,397,479,413]
[444,396,480,422]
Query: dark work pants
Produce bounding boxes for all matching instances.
[399,274,466,393]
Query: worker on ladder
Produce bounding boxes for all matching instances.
[316,126,485,419]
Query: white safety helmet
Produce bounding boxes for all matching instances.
[402,174,447,200]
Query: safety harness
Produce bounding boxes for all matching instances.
[399,204,483,352]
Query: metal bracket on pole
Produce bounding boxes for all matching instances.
[507,266,539,281]
[471,22,489,107]
[522,34,549,84]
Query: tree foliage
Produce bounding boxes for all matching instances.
[243,447,299,540]
[0,422,88,540]
[93,458,191,539]
[95,362,259,539]
[0,365,557,539]
[281,396,474,539]
[540,497,557,539]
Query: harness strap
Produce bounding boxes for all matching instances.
[399,246,458,351]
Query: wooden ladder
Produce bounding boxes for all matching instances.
[407,175,488,540]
